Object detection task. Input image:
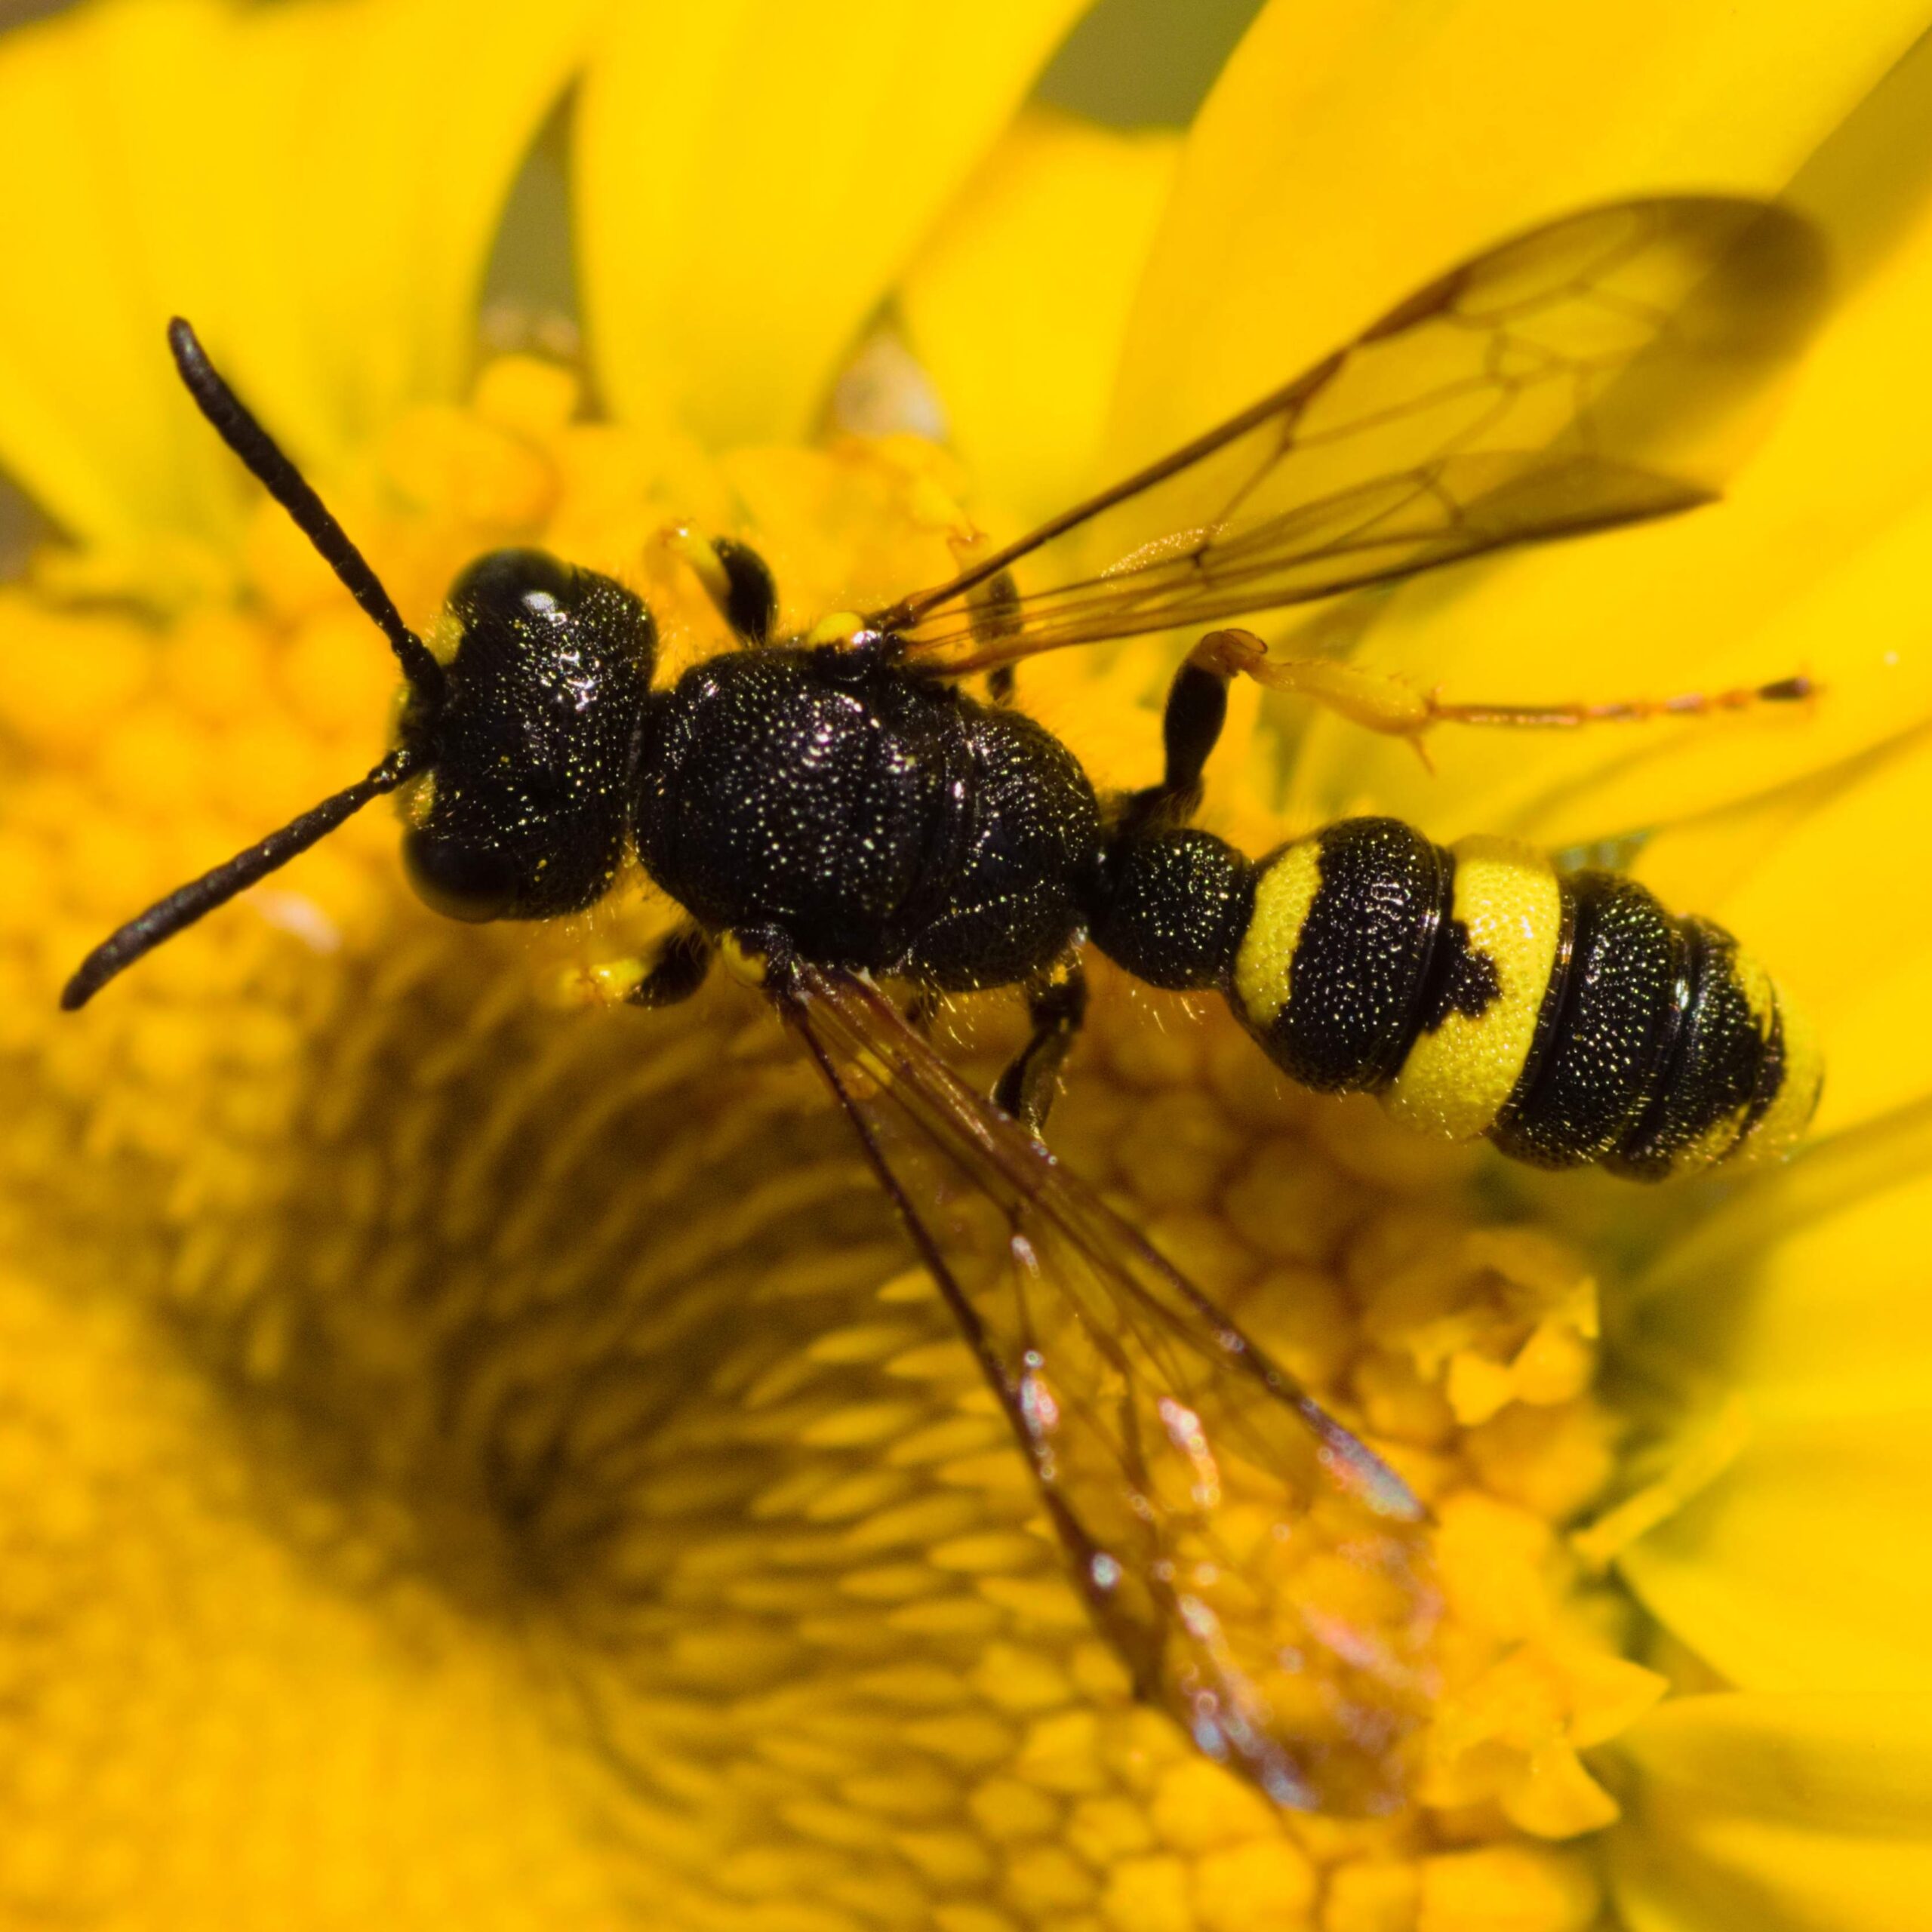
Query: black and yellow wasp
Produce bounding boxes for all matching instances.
[62,197,1826,1813]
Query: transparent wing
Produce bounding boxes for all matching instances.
[770,958,1439,1814]
[871,197,1825,673]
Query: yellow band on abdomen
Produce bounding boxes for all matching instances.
[1384,835,1562,1143]
[1231,838,1321,1032]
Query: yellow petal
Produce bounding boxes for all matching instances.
[1615,1405,1932,1694]
[575,0,1089,450]
[1642,1163,1932,1423]
[0,0,597,550]
[1608,1693,1932,1932]
[1608,1145,1932,1697]
[900,108,1180,528]
[1280,43,1932,848]
[1107,0,1927,475]
[1691,730,1932,1137]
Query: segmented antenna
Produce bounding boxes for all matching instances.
[60,746,421,1010]
[60,321,445,1010]
[166,318,445,705]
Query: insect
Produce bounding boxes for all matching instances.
[60,196,1825,1811]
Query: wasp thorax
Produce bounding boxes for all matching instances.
[400,548,657,924]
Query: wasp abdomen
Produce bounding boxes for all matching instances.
[1097,815,1820,1180]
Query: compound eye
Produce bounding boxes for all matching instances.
[448,547,577,620]
[401,828,521,923]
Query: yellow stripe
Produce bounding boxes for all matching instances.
[1683,951,1821,1175]
[1385,835,1561,1143]
[1231,838,1321,1031]
[1744,986,1823,1164]
[1663,1101,1753,1176]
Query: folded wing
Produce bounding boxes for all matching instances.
[875,198,1825,672]
[771,958,1441,1813]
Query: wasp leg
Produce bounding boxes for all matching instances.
[1423,674,1816,730]
[663,528,779,645]
[1194,625,1816,740]
[993,958,1088,1135]
[968,567,1023,679]
[624,924,713,1007]
[1116,640,1236,835]
[1188,627,1433,739]
[712,538,778,646]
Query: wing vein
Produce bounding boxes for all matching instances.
[868,197,1823,677]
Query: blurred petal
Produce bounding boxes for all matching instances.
[1280,41,1932,848]
[900,108,1179,528]
[1604,1131,1932,1696]
[1614,1408,1932,1694]
[1688,727,1932,1136]
[0,0,598,549]
[1107,0,1927,475]
[1638,1143,1932,1422]
[575,0,1089,449]
[1608,1694,1932,1932]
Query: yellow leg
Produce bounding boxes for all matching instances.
[658,524,777,644]
[1425,675,1814,729]
[549,925,712,1011]
[1189,629,1432,737]
[1192,629,1814,742]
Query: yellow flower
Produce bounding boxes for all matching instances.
[3,2,1931,1930]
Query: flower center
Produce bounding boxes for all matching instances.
[0,354,1663,1930]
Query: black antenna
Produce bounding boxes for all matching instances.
[167,318,445,705]
[61,322,450,1010]
[61,745,423,1010]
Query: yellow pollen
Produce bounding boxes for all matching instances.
[715,930,771,986]
[808,608,867,646]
